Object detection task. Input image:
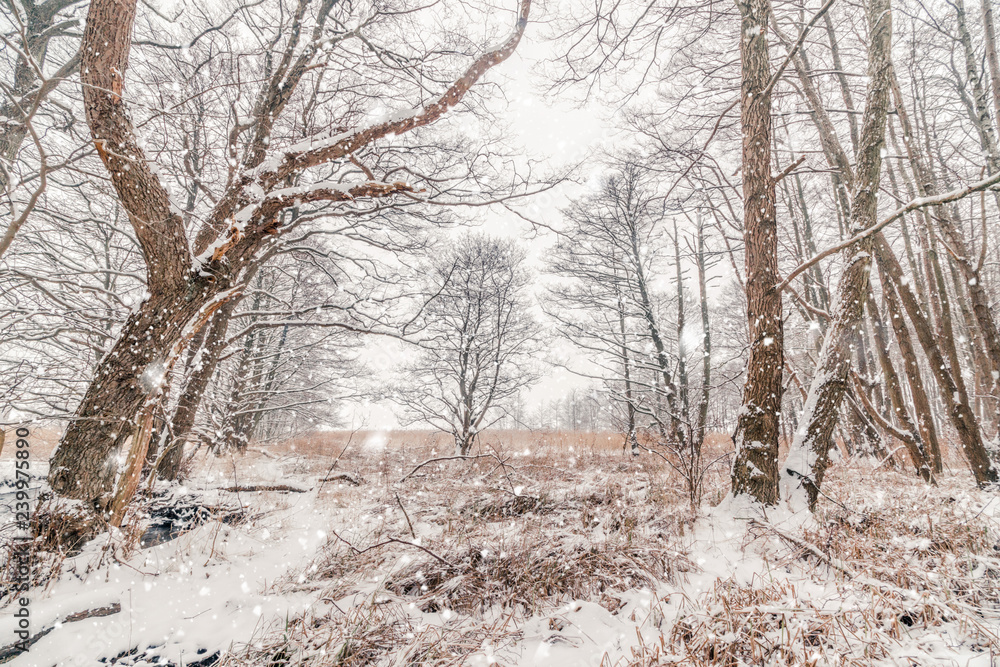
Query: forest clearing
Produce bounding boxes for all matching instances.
[5,0,1000,662]
[2,431,998,665]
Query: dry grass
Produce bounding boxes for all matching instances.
[6,427,998,665]
[0,494,104,600]
[214,429,696,665]
[221,602,525,667]
[216,431,999,667]
[620,467,1000,667]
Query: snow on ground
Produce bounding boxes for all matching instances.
[2,431,998,666]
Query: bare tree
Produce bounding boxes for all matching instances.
[547,160,723,507]
[393,234,539,455]
[729,0,784,507]
[47,0,533,512]
[0,0,84,257]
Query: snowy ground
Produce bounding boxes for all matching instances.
[1,431,998,666]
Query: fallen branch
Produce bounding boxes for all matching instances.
[220,484,307,493]
[329,529,453,566]
[319,473,363,486]
[0,603,121,662]
[396,454,502,484]
[248,447,279,459]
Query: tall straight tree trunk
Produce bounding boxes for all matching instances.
[674,221,690,429]
[822,12,860,152]
[783,0,892,510]
[730,0,782,506]
[955,0,1000,168]
[948,259,996,429]
[980,0,1000,134]
[219,329,261,453]
[695,218,712,459]
[616,285,639,453]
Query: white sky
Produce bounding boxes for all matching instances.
[343,27,614,430]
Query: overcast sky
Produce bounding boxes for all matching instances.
[343,25,613,430]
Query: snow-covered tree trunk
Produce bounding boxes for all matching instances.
[782,0,892,510]
[730,0,783,506]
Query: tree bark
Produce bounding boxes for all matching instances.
[874,235,999,486]
[48,0,532,505]
[730,0,783,506]
[783,0,892,510]
[866,290,933,479]
[979,0,1000,135]
[695,218,712,460]
[155,299,239,479]
[821,12,860,152]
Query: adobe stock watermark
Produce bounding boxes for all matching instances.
[10,426,32,652]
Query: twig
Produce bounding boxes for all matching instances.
[773,155,807,184]
[395,492,416,538]
[329,528,453,566]
[317,431,356,491]
[396,454,500,483]
[0,603,122,661]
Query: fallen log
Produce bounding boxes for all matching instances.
[220,484,307,493]
[319,473,363,486]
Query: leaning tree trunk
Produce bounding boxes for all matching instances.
[866,290,933,479]
[46,0,223,506]
[890,53,1000,406]
[730,0,782,506]
[48,284,230,505]
[48,0,530,508]
[155,299,239,479]
[874,235,999,485]
[783,0,892,510]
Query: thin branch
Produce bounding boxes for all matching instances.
[779,169,1000,291]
